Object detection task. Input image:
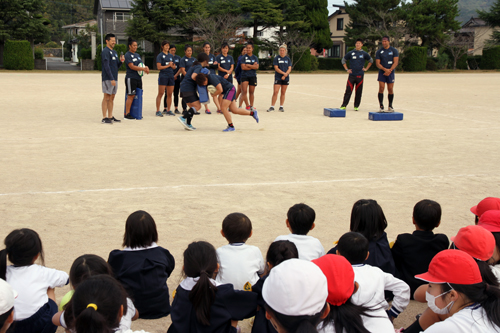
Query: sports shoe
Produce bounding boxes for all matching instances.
[279,107,284,112]
[156,111,164,117]
[205,109,211,114]
[186,124,196,131]
[110,117,121,122]
[194,110,200,115]
[177,116,189,130]
[252,110,259,123]
[339,106,346,110]
[223,126,235,132]
[166,111,175,116]
[246,106,251,111]
[267,106,275,112]
[174,109,181,114]
[354,107,359,111]
[101,118,112,124]
[387,106,395,113]
[124,113,135,120]
[162,109,168,115]
[217,109,222,114]
[379,105,385,113]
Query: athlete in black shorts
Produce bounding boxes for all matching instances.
[375,36,399,112]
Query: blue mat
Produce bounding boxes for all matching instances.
[369,111,403,121]
[324,108,346,117]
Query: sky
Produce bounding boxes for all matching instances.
[328,0,354,15]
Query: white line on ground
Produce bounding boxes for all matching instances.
[0,173,489,197]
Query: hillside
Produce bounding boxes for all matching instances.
[457,0,494,24]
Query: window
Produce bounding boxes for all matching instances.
[337,18,344,31]
[242,31,248,37]
[114,12,131,22]
[328,45,340,58]
[256,31,263,37]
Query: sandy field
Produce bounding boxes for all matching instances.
[0,70,499,332]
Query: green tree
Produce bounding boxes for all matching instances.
[478,0,500,44]
[273,0,308,36]
[299,0,332,51]
[43,0,94,42]
[402,0,460,47]
[239,0,283,39]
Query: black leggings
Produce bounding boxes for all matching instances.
[164,76,182,109]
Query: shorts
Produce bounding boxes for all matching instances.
[274,79,289,85]
[8,299,58,333]
[241,76,257,86]
[180,90,199,104]
[223,87,237,101]
[159,76,175,86]
[377,70,395,83]
[125,77,143,95]
[102,80,118,95]
[219,74,233,83]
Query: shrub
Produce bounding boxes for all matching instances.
[482,46,500,69]
[402,46,427,71]
[34,48,44,60]
[292,51,311,71]
[80,48,91,60]
[467,55,482,70]
[310,56,319,71]
[4,40,34,70]
[258,58,273,70]
[426,58,437,71]
[318,58,344,70]
[45,41,59,48]
[95,44,127,71]
[436,52,449,69]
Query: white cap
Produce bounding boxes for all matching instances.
[262,259,328,316]
[0,279,17,316]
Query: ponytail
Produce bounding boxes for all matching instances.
[1,228,44,280]
[74,306,109,333]
[321,298,372,333]
[476,260,499,287]
[128,37,136,47]
[183,241,219,326]
[265,303,327,333]
[0,249,7,280]
[193,53,210,66]
[450,282,500,328]
[266,240,298,268]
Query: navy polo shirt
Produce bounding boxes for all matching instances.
[180,64,203,93]
[156,52,175,78]
[376,46,399,70]
[101,46,121,81]
[241,55,259,78]
[207,74,233,94]
[273,55,291,81]
[344,50,373,76]
[124,51,143,80]
[180,56,195,74]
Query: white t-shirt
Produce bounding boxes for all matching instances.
[491,264,500,283]
[423,304,500,332]
[7,264,68,320]
[351,264,410,318]
[60,297,136,332]
[318,313,395,333]
[215,243,265,290]
[274,234,325,261]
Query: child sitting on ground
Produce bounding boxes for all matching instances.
[391,199,449,296]
[215,213,265,290]
[274,203,325,260]
[251,240,299,333]
[52,254,139,332]
[328,199,395,275]
[0,228,69,333]
[336,232,410,322]
[478,210,500,280]
[108,210,175,319]
[0,279,16,333]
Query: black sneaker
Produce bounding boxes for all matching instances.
[124,113,135,120]
[279,107,285,112]
[174,109,181,114]
[162,109,168,115]
[194,111,200,115]
[101,118,112,124]
[110,117,121,123]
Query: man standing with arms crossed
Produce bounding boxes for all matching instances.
[101,33,125,124]
[376,36,399,112]
[340,38,373,111]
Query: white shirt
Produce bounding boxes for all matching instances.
[7,264,68,320]
[318,313,395,333]
[215,243,265,290]
[61,297,136,332]
[491,264,500,283]
[274,234,325,261]
[423,304,500,332]
[352,264,410,318]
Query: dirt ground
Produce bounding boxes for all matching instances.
[1,71,499,332]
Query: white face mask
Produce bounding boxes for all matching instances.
[426,290,454,315]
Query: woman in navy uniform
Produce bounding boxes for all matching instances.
[202,42,220,114]
[179,45,195,113]
[164,44,182,114]
[124,37,149,120]
[240,43,259,112]
[155,40,176,117]
[268,44,292,112]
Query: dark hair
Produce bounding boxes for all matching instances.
[195,73,208,86]
[0,228,44,280]
[287,203,316,235]
[127,37,136,47]
[193,53,210,66]
[0,307,13,329]
[320,298,371,333]
[355,38,363,44]
[185,44,193,52]
[337,232,369,265]
[170,44,176,50]
[69,254,113,289]
[350,199,387,240]
[492,233,500,265]
[246,43,254,49]
[265,303,327,333]
[440,282,500,328]
[413,199,441,231]
[161,40,170,49]
[266,240,298,268]
[105,34,115,42]
[70,275,128,333]
[203,42,211,49]
[122,210,158,249]
[222,213,252,243]
[183,241,219,326]
[221,43,229,50]
[382,36,390,41]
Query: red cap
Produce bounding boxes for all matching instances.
[312,254,354,306]
[478,210,500,233]
[450,225,495,261]
[470,197,500,217]
[415,249,482,285]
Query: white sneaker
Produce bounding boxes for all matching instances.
[387,107,395,113]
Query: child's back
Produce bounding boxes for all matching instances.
[215,213,265,289]
[274,203,325,261]
[391,199,449,295]
[108,211,175,319]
